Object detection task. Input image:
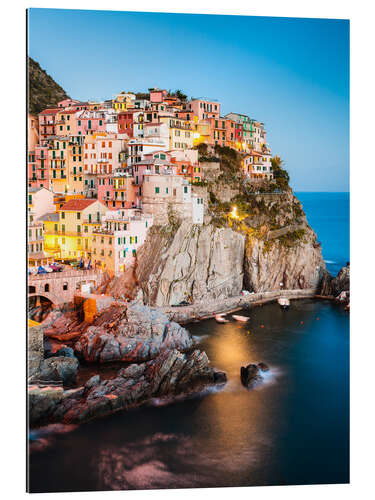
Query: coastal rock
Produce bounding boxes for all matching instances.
[29,349,227,426]
[240,364,262,388]
[257,362,269,372]
[85,375,101,390]
[132,191,325,307]
[321,263,350,297]
[44,340,76,359]
[39,357,79,386]
[74,303,194,363]
[136,220,246,307]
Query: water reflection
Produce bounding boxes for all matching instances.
[29,300,349,492]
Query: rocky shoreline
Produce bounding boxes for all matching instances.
[28,303,227,428]
[29,348,226,427]
[28,265,349,429]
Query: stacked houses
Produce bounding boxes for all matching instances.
[28,88,274,276]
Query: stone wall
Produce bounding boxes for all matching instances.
[28,324,44,378]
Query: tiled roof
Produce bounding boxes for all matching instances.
[60,199,96,211]
[39,108,59,115]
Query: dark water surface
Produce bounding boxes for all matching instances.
[296,192,349,276]
[29,300,349,492]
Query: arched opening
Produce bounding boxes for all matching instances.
[28,295,53,323]
[44,283,50,293]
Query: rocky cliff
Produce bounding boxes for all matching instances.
[134,180,325,307]
[136,221,245,307]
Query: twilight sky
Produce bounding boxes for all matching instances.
[28,9,349,192]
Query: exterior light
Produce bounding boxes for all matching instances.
[231,206,238,218]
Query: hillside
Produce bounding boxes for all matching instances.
[28,57,69,115]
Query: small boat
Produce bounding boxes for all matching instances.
[215,314,229,323]
[278,297,290,310]
[232,314,249,322]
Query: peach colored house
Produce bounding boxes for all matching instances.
[149,88,168,103]
[185,98,221,121]
[97,172,137,210]
[141,173,192,222]
[38,108,59,141]
[91,210,153,276]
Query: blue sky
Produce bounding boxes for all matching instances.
[28,9,349,191]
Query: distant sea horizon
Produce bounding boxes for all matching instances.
[295,191,350,277]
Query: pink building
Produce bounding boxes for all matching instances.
[149,88,168,103]
[38,108,59,141]
[186,99,221,121]
[97,172,137,210]
[28,145,50,189]
[77,111,107,136]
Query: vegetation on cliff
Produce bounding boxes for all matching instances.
[28,57,69,115]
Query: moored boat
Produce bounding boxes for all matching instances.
[277,297,290,310]
[215,314,229,323]
[232,314,249,322]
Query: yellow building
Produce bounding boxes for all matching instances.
[159,116,194,150]
[48,137,68,193]
[42,199,107,259]
[66,136,86,194]
[192,117,211,146]
[112,92,136,111]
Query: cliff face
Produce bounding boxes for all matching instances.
[135,182,325,307]
[136,221,245,307]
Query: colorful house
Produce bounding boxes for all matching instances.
[91,210,153,276]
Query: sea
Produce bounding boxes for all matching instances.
[28,192,350,492]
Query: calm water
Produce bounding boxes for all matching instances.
[29,193,350,492]
[296,192,349,276]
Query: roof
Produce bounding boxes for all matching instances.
[60,199,97,211]
[28,187,44,193]
[38,212,59,222]
[39,108,59,115]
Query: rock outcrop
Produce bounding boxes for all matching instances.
[74,303,194,363]
[240,362,269,389]
[29,349,227,426]
[136,220,246,307]
[36,357,79,387]
[133,189,325,307]
[321,263,350,296]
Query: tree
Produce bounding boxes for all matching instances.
[271,155,290,190]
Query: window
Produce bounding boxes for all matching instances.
[77,212,81,220]
[77,225,81,233]
[155,187,160,194]
[63,282,68,291]
[184,186,188,193]
[44,283,49,293]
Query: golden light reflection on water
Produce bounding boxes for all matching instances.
[191,321,273,466]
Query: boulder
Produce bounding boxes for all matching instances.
[44,340,76,359]
[213,371,227,384]
[257,362,270,372]
[85,374,101,390]
[30,349,227,426]
[39,357,79,386]
[240,363,262,388]
[74,303,194,363]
